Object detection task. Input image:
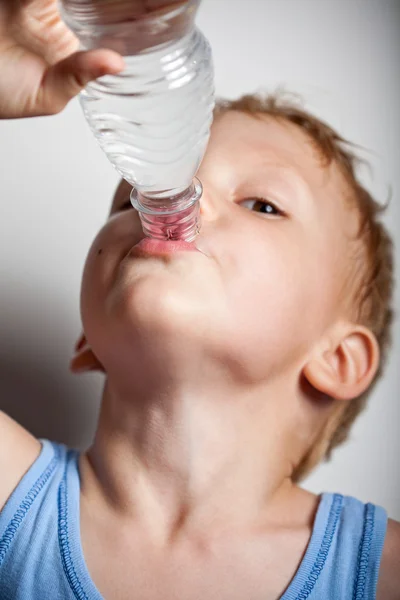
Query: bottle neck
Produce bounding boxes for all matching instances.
[130,179,202,242]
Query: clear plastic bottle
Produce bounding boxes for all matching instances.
[60,0,215,241]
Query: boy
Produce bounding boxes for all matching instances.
[0,1,399,599]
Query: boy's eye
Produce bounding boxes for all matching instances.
[239,198,283,216]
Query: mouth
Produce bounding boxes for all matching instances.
[129,238,200,258]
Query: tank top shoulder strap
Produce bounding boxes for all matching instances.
[340,494,387,599]
[281,493,387,600]
[0,439,67,565]
[309,493,387,600]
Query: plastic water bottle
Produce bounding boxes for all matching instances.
[60,0,214,241]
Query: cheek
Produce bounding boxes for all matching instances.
[80,214,142,344]
[225,229,329,376]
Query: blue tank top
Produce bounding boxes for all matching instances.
[0,440,387,599]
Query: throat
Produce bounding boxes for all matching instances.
[82,379,301,545]
[79,475,320,600]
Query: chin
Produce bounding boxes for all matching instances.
[82,253,231,369]
[106,267,211,341]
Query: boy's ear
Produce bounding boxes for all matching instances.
[303,326,380,401]
[70,333,105,374]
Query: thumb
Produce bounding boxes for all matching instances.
[38,49,124,115]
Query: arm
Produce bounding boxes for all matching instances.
[0,411,41,512]
[377,518,400,600]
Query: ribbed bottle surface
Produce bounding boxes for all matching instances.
[78,27,214,196]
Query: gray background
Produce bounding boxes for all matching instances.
[0,0,399,518]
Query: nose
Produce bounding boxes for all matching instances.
[199,183,219,222]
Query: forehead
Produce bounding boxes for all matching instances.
[207,110,334,190]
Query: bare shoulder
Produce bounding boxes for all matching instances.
[377,518,400,600]
[0,411,41,513]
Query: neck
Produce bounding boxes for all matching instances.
[83,374,308,547]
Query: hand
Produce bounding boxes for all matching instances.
[0,0,124,119]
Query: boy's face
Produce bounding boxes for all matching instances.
[80,111,357,384]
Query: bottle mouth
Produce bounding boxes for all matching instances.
[130,178,202,242]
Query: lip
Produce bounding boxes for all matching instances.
[130,238,200,257]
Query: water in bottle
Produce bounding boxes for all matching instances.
[60,0,215,240]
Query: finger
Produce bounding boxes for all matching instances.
[38,49,125,115]
[70,347,105,374]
